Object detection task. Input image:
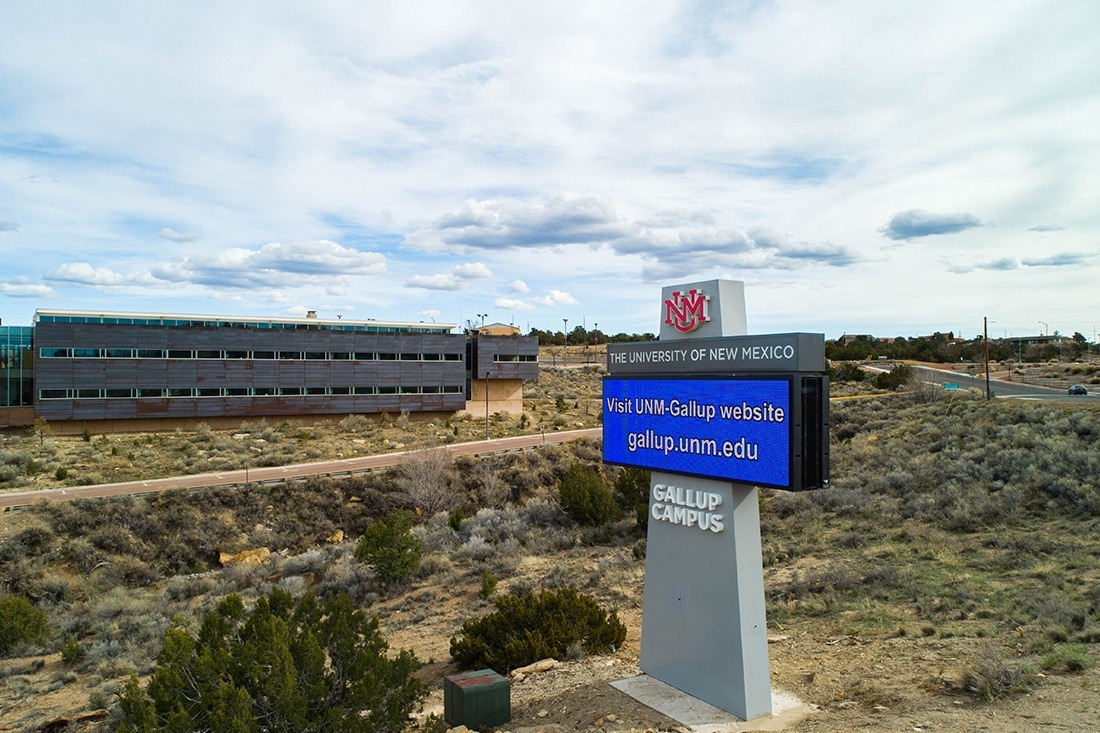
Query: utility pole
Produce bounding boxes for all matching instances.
[983,316,991,401]
[484,371,491,440]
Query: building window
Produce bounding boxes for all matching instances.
[40,347,71,358]
[105,388,134,398]
[106,348,134,358]
[40,389,69,399]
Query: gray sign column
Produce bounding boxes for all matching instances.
[639,279,772,720]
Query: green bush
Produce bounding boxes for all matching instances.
[59,634,85,664]
[830,361,867,383]
[612,467,650,528]
[479,570,498,599]
[873,364,914,390]
[450,587,626,672]
[558,464,618,526]
[0,594,50,655]
[354,509,424,586]
[117,588,425,733]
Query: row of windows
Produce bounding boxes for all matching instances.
[39,348,464,362]
[36,314,450,334]
[39,385,465,400]
[493,354,538,362]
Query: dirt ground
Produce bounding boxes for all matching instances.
[4,544,1100,733]
[379,548,1100,733]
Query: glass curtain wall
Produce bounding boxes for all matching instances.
[0,326,34,407]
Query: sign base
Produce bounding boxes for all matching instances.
[610,675,812,731]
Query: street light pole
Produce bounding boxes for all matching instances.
[484,371,490,440]
[984,316,991,401]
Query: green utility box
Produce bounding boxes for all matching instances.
[444,668,510,729]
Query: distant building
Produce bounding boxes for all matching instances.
[1000,334,1068,347]
[0,309,538,433]
[838,334,873,345]
[474,322,521,337]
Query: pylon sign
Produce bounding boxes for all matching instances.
[602,279,828,722]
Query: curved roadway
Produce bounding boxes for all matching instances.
[1,428,601,511]
[910,365,1100,403]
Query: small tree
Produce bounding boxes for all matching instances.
[0,594,50,655]
[117,588,425,733]
[559,464,618,526]
[450,588,626,673]
[873,364,914,390]
[355,509,424,586]
[613,467,651,528]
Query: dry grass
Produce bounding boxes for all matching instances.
[3,362,1100,729]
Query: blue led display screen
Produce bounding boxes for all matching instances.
[602,377,792,488]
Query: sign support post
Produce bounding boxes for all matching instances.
[604,279,829,721]
[643,280,770,720]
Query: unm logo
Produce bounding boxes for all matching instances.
[663,289,710,333]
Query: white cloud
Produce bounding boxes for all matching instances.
[507,279,530,293]
[0,217,18,232]
[46,263,128,286]
[157,227,199,243]
[150,240,386,288]
[406,274,461,290]
[532,289,578,306]
[452,262,492,279]
[494,297,532,310]
[0,280,54,297]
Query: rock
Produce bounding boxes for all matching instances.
[537,710,549,718]
[512,658,560,678]
[512,672,526,683]
[218,547,271,566]
[447,726,469,733]
[606,714,618,722]
[767,634,790,643]
[326,530,344,543]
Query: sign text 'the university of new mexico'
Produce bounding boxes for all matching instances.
[606,333,825,376]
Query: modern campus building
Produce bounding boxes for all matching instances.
[0,309,538,433]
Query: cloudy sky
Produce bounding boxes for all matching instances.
[2,1,1098,340]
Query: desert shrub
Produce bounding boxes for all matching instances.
[0,525,54,562]
[830,361,867,383]
[479,570,499,599]
[612,467,650,528]
[873,364,913,390]
[959,648,1033,700]
[355,510,424,587]
[450,587,626,672]
[399,447,456,516]
[116,588,425,733]
[59,634,85,664]
[0,594,51,655]
[558,464,618,526]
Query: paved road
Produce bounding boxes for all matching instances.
[911,365,1100,402]
[0,428,601,511]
